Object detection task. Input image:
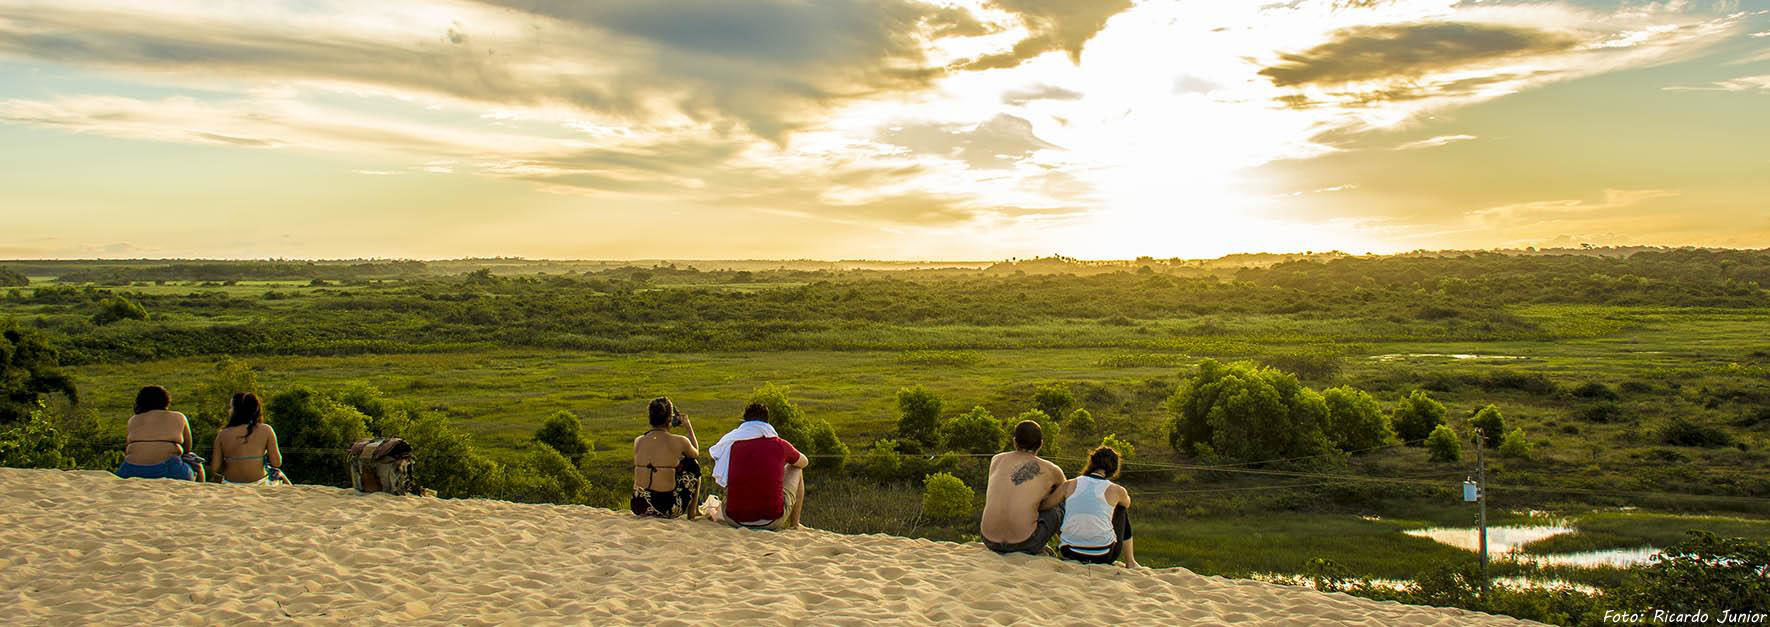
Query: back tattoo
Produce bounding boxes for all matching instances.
[1010,461,1041,485]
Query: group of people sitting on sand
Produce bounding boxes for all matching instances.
[632,398,1136,566]
[115,384,1128,564]
[116,385,286,485]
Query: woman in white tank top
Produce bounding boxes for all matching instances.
[1055,446,1140,568]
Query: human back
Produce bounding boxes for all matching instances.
[980,420,1065,548]
[119,385,199,481]
[211,392,281,484]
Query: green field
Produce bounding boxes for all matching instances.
[4,253,1769,614]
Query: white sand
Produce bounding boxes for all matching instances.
[0,468,1536,626]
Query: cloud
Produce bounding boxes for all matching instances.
[0,0,975,141]
[1001,84,1083,105]
[1663,74,1770,91]
[953,0,1134,70]
[1468,189,1681,227]
[878,114,1057,170]
[1260,23,1580,87]
[1394,134,1477,150]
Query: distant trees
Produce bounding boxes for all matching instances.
[1393,390,1447,444]
[0,268,26,287]
[1165,359,1333,463]
[940,406,1005,454]
[895,385,942,450]
[534,410,591,465]
[1427,425,1461,463]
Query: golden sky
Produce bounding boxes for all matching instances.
[0,0,1766,260]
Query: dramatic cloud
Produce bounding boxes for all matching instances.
[953,0,1134,70]
[1260,22,1580,87]
[0,0,1759,258]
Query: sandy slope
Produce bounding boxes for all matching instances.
[0,468,1535,626]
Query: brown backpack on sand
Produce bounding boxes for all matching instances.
[348,438,420,495]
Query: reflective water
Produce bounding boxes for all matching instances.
[1404,525,1661,568]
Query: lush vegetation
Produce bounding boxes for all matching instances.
[5,250,1770,626]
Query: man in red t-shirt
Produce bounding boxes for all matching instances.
[719,403,809,530]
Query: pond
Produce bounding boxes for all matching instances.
[1404,524,1661,568]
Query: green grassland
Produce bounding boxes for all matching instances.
[51,309,1770,582]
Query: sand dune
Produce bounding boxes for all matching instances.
[0,468,1535,625]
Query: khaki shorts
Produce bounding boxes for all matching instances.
[727,467,802,530]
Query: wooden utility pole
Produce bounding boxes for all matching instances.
[1475,428,1489,597]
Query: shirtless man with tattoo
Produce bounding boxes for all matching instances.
[980,420,1067,554]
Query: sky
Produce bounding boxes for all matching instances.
[0,0,1766,260]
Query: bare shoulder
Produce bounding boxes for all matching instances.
[1041,457,1066,478]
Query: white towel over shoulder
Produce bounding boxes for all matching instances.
[709,421,779,487]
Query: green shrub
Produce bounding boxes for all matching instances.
[1614,531,1769,615]
[1570,382,1619,400]
[1575,401,1625,423]
[534,410,591,465]
[1470,405,1505,448]
[0,406,71,469]
[895,385,942,450]
[1393,389,1447,443]
[921,472,974,521]
[1426,424,1461,463]
[0,267,27,287]
[1100,433,1134,460]
[1066,407,1096,436]
[1322,386,1394,452]
[1164,359,1333,463]
[504,445,590,504]
[940,406,1005,454]
[1259,347,1343,380]
[1032,384,1075,425]
[1498,428,1530,459]
[751,383,848,469]
[1016,409,1060,457]
[266,387,372,486]
[853,438,904,483]
[1,325,77,425]
[92,296,148,325]
[402,412,503,499]
[1659,417,1733,448]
